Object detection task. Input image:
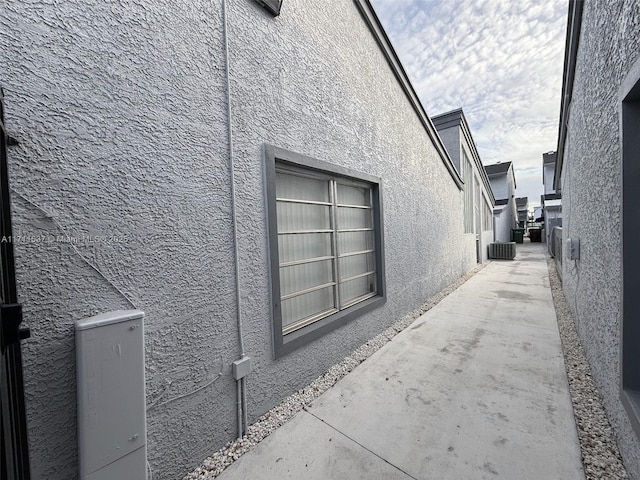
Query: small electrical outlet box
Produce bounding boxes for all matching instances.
[232,357,252,380]
[567,237,580,260]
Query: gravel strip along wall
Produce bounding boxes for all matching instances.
[547,257,628,480]
[183,264,485,479]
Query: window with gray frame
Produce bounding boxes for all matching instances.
[621,61,640,437]
[264,145,386,357]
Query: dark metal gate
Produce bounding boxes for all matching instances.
[0,88,31,480]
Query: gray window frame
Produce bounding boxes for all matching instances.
[620,57,640,437]
[264,144,386,358]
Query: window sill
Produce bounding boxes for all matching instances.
[275,294,386,358]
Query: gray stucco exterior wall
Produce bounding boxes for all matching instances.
[1,0,476,478]
[559,0,640,477]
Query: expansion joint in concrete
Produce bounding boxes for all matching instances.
[304,410,420,480]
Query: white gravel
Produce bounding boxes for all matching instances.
[183,265,484,479]
[547,257,628,479]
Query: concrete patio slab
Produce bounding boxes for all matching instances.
[217,411,415,479]
[216,242,585,480]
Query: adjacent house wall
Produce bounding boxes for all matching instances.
[493,201,518,243]
[558,0,640,477]
[516,198,528,228]
[488,166,517,243]
[460,140,489,262]
[542,152,562,246]
[543,162,556,195]
[543,200,562,247]
[1,0,477,478]
[431,109,496,264]
[490,174,508,200]
[493,206,511,243]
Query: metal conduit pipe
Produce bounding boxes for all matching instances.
[242,377,248,435]
[236,381,243,439]
[222,0,248,440]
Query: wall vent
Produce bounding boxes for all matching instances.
[489,242,516,260]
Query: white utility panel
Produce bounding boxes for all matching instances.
[76,310,147,480]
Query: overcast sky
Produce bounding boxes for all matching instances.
[370,0,567,209]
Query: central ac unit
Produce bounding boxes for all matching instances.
[489,242,516,260]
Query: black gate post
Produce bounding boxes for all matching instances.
[0,88,31,480]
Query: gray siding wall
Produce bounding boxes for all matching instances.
[1,0,475,478]
[560,0,640,477]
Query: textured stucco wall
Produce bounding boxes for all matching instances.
[560,0,640,477]
[1,0,476,478]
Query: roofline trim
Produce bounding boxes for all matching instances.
[554,0,584,191]
[353,0,463,190]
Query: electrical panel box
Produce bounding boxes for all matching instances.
[76,310,147,480]
[567,237,580,260]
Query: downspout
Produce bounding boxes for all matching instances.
[222,0,249,440]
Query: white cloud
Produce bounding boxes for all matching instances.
[371,0,567,207]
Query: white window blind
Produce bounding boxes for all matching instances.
[276,169,376,334]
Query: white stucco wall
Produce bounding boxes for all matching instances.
[1,1,477,479]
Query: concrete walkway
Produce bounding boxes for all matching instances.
[218,242,585,480]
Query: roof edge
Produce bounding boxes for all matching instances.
[353,0,463,190]
[554,0,584,191]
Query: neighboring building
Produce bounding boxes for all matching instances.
[431,109,495,263]
[555,0,640,478]
[533,206,544,223]
[515,197,528,228]
[542,151,562,247]
[484,162,518,242]
[0,1,483,479]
